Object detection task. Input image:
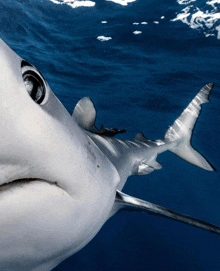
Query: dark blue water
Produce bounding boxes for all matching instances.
[1,0,220,270]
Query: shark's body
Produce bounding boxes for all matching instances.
[0,38,219,271]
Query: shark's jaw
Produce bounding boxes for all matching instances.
[0,177,86,271]
[0,178,61,193]
[0,176,117,271]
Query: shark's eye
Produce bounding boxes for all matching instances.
[23,71,45,104]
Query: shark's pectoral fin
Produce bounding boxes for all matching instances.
[72,97,126,136]
[115,190,220,235]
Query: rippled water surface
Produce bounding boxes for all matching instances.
[1,0,220,270]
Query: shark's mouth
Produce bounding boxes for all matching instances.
[0,178,60,193]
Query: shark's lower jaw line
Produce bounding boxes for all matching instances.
[0,178,61,193]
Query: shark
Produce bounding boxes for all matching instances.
[0,38,219,271]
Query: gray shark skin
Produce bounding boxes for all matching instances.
[0,38,219,271]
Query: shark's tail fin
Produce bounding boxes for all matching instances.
[164,83,215,171]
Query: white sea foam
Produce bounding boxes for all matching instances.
[207,0,220,8]
[49,0,137,8]
[133,30,142,34]
[177,0,196,4]
[49,0,95,8]
[106,0,136,6]
[216,25,220,38]
[172,0,220,39]
[49,0,60,3]
[205,32,215,37]
[97,36,112,41]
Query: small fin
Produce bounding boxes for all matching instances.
[132,153,162,176]
[133,133,162,174]
[132,134,163,175]
[134,132,152,144]
[165,83,215,171]
[115,190,220,235]
[150,160,162,169]
[137,163,154,175]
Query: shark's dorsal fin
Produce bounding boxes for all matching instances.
[115,190,220,235]
[73,97,126,136]
[72,97,97,132]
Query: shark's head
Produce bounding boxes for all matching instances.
[0,38,119,198]
[0,39,120,269]
[0,39,77,190]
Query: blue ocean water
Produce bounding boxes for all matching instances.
[1,0,220,270]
